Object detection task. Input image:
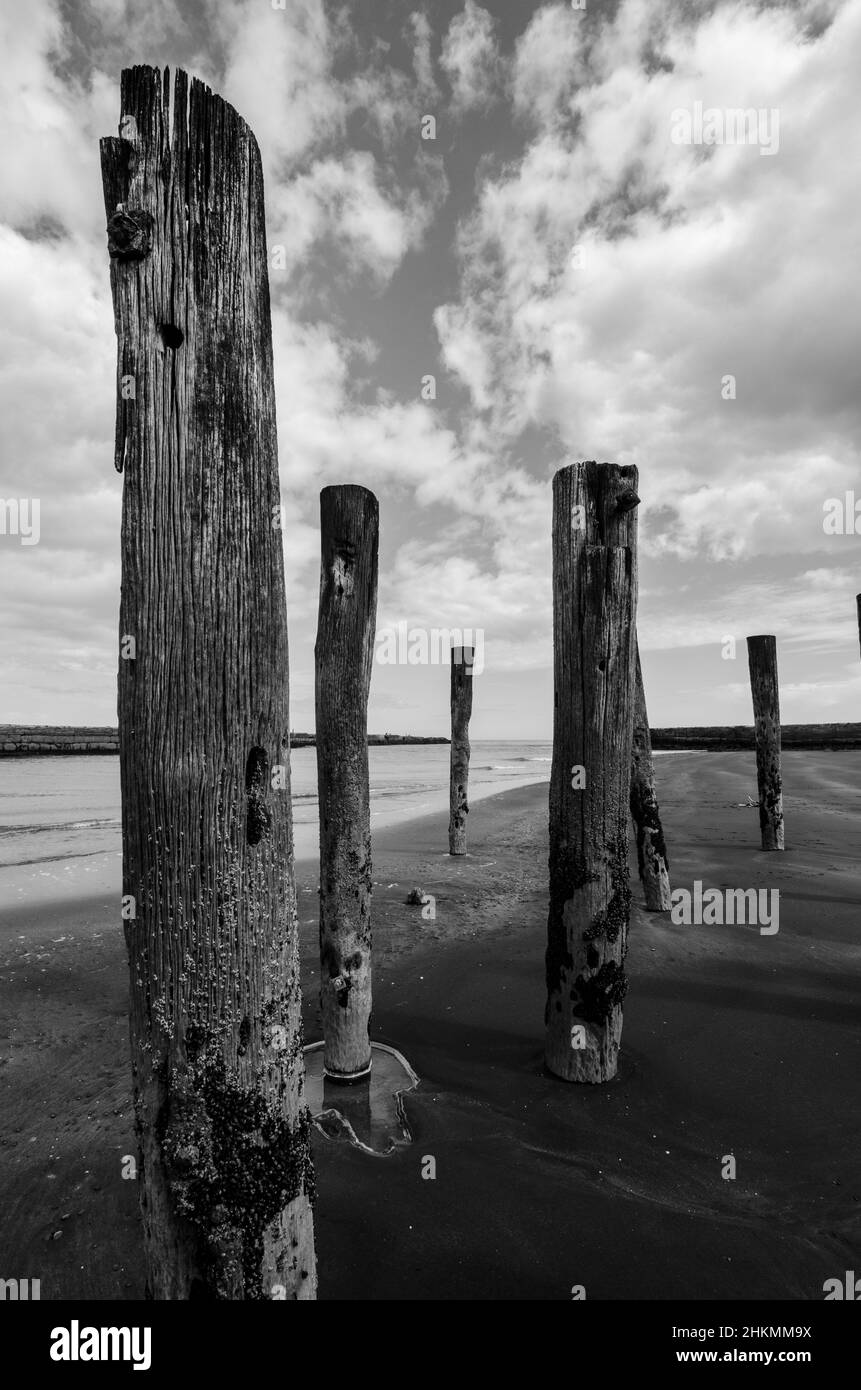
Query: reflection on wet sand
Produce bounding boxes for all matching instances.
[304,1041,419,1155]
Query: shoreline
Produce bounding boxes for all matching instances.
[0,777,551,929]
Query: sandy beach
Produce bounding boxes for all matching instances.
[1,750,859,1300]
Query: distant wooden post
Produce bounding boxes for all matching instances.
[315,485,379,1080]
[449,646,474,855]
[546,462,639,1083]
[856,595,861,657]
[746,635,784,850]
[101,67,316,1298]
[630,644,671,910]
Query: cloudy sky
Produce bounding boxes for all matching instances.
[1,0,859,738]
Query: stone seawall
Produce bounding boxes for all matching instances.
[3,724,858,756]
[0,727,450,755]
[651,723,861,750]
[0,726,119,756]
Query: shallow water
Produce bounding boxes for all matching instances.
[0,742,553,872]
[304,1042,419,1156]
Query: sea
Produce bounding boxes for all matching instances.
[0,742,554,881]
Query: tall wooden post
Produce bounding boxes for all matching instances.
[746,635,784,850]
[630,644,671,910]
[101,67,316,1300]
[315,485,379,1081]
[546,462,639,1084]
[449,646,474,855]
[856,594,861,657]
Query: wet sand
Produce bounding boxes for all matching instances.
[1,751,859,1299]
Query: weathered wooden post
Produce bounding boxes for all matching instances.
[856,594,861,657]
[630,644,671,910]
[545,461,639,1084]
[746,635,784,850]
[315,485,379,1081]
[449,646,474,855]
[101,66,316,1299]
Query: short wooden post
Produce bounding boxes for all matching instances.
[101,66,316,1298]
[630,644,671,910]
[545,461,639,1083]
[746,635,784,850]
[448,646,474,855]
[315,485,379,1080]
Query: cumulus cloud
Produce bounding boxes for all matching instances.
[511,2,587,126]
[217,1,450,290]
[269,150,447,285]
[408,10,439,99]
[219,0,347,167]
[0,0,456,723]
[2,0,859,728]
[440,1,502,114]
[437,0,861,568]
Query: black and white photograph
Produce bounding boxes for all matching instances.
[1,0,859,1355]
